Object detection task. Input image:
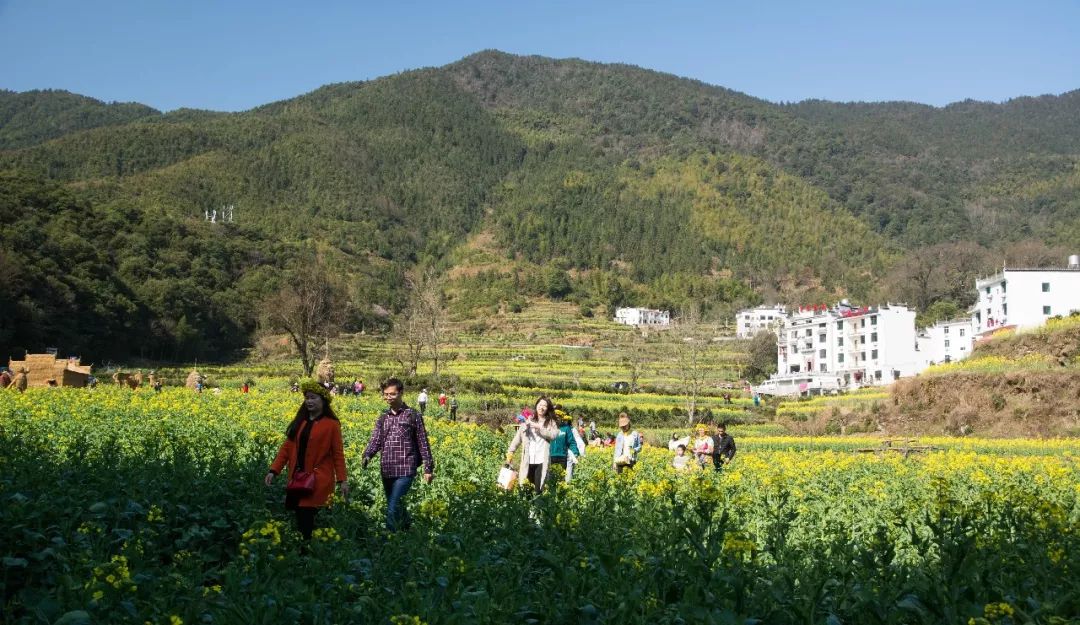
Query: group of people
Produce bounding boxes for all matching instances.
[264,378,735,545]
[505,400,645,494]
[416,388,459,420]
[669,423,736,471]
[266,377,435,542]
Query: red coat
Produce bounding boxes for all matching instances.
[270,417,348,508]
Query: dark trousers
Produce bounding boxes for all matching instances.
[615,463,634,474]
[382,475,416,531]
[526,463,544,493]
[295,507,318,540]
[548,457,568,491]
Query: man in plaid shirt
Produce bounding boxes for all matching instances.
[362,378,435,531]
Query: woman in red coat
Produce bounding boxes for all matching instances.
[265,380,349,541]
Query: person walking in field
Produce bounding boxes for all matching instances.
[548,407,581,488]
[417,388,429,415]
[693,425,714,468]
[265,380,349,543]
[711,423,736,471]
[506,397,560,493]
[612,412,642,473]
[449,392,459,421]
[0,367,11,389]
[363,378,435,532]
[672,444,692,471]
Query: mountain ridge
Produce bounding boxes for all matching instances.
[1,51,1078,361]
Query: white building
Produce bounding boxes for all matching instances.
[972,257,1080,337]
[614,307,670,327]
[917,318,973,366]
[736,305,787,339]
[757,302,921,396]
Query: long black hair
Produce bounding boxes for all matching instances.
[285,394,339,440]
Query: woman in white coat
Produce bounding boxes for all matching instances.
[506,397,559,493]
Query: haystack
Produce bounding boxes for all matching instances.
[317,358,335,385]
[8,354,92,388]
[185,370,204,390]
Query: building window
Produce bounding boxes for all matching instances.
[860,319,866,328]
[871,349,878,359]
[871,316,877,325]
[1003,303,1007,316]
[860,336,866,344]
[836,320,843,330]
[1044,306,1052,315]
[1042,282,1050,292]
[985,286,990,294]
[861,352,866,361]
[944,327,949,335]
[944,340,950,348]
[805,329,812,337]
[871,332,878,342]
[875,370,882,380]
[819,334,826,343]
[838,354,844,363]
[959,328,965,337]
[1001,282,1006,293]
[820,363,828,372]
[837,337,844,346]
[819,349,827,358]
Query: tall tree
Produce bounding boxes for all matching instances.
[672,307,712,425]
[262,258,348,377]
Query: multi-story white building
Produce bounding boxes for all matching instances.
[917,318,973,366]
[972,256,1080,337]
[736,305,787,339]
[614,307,670,327]
[757,302,921,396]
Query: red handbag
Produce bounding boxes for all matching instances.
[286,470,316,496]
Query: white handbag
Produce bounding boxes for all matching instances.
[497,464,518,490]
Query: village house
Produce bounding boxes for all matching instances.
[735,304,787,339]
[972,255,1080,338]
[916,318,974,366]
[613,307,671,327]
[756,301,922,396]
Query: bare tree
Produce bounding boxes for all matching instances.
[393,269,447,377]
[393,305,426,376]
[879,241,990,311]
[673,307,711,425]
[263,260,348,377]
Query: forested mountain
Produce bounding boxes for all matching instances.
[1,51,1078,360]
[0,89,159,150]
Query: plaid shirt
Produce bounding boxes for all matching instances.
[363,404,434,477]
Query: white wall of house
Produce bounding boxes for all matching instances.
[771,303,919,394]
[736,305,787,339]
[972,266,1080,336]
[917,319,973,366]
[614,307,671,327]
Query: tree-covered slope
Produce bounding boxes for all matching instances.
[1,51,1078,361]
[0,89,159,150]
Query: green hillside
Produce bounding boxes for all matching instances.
[2,51,1079,361]
[0,89,159,150]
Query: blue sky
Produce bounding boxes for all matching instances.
[1,0,1078,112]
